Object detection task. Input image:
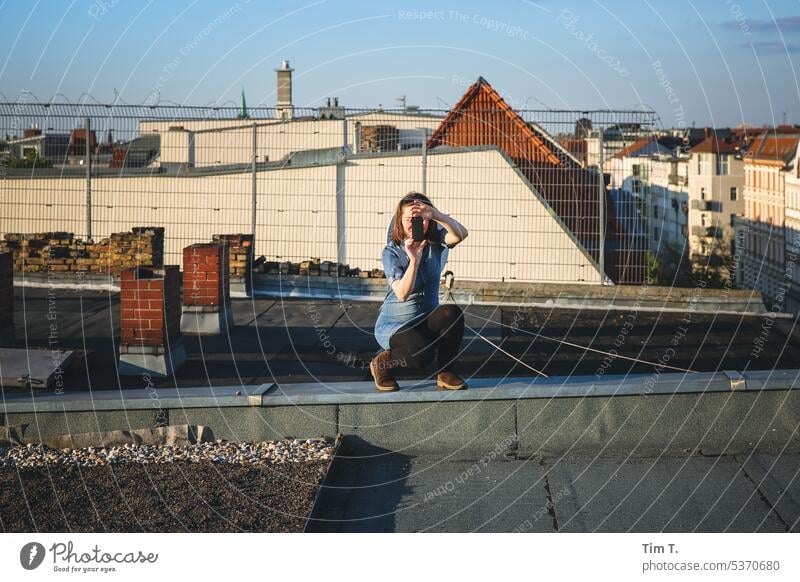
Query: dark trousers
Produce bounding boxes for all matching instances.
[388,304,465,372]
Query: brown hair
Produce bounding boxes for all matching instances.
[390,192,439,245]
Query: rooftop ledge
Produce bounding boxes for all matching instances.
[2,369,798,413]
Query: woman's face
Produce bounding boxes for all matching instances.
[400,203,429,239]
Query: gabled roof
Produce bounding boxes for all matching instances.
[423,77,646,283]
[427,77,562,166]
[745,130,800,165]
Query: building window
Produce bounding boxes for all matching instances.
[653,205,658,218]
[717,154,729,175]
[698,154,710,175]
[730,213,736,227]
[730,186,737,201]
[701,187,706,200]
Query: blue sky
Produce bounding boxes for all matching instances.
[0,0,797,127]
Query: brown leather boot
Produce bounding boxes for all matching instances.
[370,349,401,392]
[437,369,468,390]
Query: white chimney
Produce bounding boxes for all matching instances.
[276,60,294,120]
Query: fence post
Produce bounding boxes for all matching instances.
[85,117,92,240]
[597,128,605,285]
[336,117,347,265]
[251,123,257,239]
[421,128,428,195]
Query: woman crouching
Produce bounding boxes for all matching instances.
[371,192,469,392]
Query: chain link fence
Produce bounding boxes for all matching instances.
[0,99,659,284]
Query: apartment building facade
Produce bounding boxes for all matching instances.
[738,128,800,308]
[687,134,747,280]
[607,131,749,283]
[782,145,800,313]
[605,138,688,278]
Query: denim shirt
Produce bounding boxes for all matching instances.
[374,222,451,350]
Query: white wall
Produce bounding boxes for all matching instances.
[1,149,601,284]
[144,113,443,167]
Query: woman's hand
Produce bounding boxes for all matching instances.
[410,200,441,222]
[404,238,427,264]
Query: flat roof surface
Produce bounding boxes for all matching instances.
[4,287,799,393]
[308,452,799,532]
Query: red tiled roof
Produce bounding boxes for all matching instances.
[745,130,800,164]
[425,77,645,283]
[427,77,562,165]
[690,135,741,154]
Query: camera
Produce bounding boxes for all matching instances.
[412,216,425,242]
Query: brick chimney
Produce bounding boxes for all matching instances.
[181,243,231,334]
[118,265,186,377]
